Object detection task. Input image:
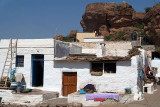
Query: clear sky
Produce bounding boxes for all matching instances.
[0,0,158,39]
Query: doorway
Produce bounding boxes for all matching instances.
[32,54,44,87]
[62,72,77,96]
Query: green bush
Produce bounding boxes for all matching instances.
[62,37,74,42]
[105,34,114,40]
[145,7,152,13]
[134,23,144,29]
[118,31,125,37]
[140,31,145,37]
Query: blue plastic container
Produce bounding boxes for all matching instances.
[10,69,15,82]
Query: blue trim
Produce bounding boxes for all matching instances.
[16,55,24,67]
[32,55,33,86]
[32,59,44,61]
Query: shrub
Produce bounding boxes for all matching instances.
[140,31,145,37]
[105,34,114,40]
[62,37,74,42]
[134,23,144,29]
[145,7,152,13]
[118,31,125,37]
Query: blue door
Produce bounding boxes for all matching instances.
[32,54,44,87]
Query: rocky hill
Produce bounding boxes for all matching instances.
[143,3,160,47]
[80,1,145,37]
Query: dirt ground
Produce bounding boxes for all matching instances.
[35,85,160,107]
[1,85,160,107]
[98,85,160,107]
[34,85,160,107]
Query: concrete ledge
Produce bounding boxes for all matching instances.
[0,89,59,106]
[43,92,59,100]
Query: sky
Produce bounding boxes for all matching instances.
[0,0,159,39]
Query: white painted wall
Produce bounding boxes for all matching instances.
[0,39,54,88]
[45,56,142,96]
[84,38,104,42]
[0,39,144,97]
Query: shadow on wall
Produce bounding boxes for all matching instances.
[117,61,131,66]
[55,41,70,58]
[53,61,90,69]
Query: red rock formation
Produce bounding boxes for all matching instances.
[144,3,160,46]
[53,34,64,40]
[80,2,145,36]
[67,30,77,38]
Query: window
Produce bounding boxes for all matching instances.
[16,55,24,67]
[91,62,116,76]
[104,63,116,73]
[152,52,160,59]
[91,63,103,72]
[91,63,103,76]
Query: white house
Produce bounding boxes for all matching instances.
[0,39,148,98]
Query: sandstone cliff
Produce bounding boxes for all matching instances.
[80,2,145,37]
[144,3,160,47]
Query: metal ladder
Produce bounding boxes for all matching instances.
[0,39,18,87]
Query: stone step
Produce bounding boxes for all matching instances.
[43,92,59,101]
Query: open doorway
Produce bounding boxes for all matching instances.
[32,54,44,87]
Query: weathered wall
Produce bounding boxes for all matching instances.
[55,40,82,58]
[49,55,142,96]
[73,41,132,57]
[70,44,82,54]
[73,42,98,49]
[55,40,70,58]
[104,41,132,56]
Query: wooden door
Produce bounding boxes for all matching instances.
[63,72,77,96]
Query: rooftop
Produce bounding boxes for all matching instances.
[84,36,104,39]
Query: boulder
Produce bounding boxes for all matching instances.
[80,2,143,36]
[144,3,160,46]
